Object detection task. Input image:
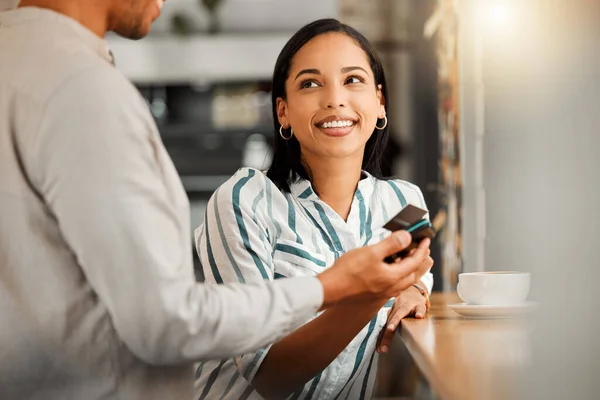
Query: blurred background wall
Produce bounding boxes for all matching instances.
[459,1,600,398]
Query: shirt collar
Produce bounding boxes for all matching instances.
[289,170,376,202]
[0,7,114,65]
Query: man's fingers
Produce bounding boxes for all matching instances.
[388,240,429,276]
[381,276,409,301]
[417,238,431,251]
[371,231,411,259]
[418,256,434,276]
[406,240,430,265]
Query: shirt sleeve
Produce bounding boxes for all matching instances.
[29,67,323,365]
[195,168,284,383]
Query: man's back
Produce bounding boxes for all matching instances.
[0,8,192,399]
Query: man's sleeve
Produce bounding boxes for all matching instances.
[30,67,323,364]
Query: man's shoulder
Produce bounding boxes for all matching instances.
[0,33,133,107]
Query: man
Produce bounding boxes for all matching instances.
[0,1,431,399]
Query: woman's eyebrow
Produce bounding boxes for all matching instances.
[293,66,369,81]
[294,68,320,81]
[341,66,368,74]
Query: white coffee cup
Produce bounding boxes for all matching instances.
[457,271,530,306]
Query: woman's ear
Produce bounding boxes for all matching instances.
[276,97,289,128]
[376,84,386,119]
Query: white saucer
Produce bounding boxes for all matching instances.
[448,302,538,319]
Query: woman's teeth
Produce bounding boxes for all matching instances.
[320,120,355,129]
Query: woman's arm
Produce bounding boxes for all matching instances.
[252,296,387,399]
[253,239,432,399]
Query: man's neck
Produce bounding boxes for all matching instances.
[18,0,108,37]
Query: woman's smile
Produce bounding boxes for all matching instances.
[314,115,358,137]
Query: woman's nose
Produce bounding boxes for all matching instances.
[322,85,347,109]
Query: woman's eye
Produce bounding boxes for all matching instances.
[300,80,319,89]
[345,76,364,84]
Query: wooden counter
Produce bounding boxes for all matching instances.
[399,293,532,400]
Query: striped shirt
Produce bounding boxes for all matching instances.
[194,168,433,400]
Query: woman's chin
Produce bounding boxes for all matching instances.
[314,144,367,161]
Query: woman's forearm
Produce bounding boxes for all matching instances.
[252,296,388,399]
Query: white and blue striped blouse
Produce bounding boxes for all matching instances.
[193,167,433,400]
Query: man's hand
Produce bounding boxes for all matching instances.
[317,231,431,309]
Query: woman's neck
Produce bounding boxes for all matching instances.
[306,158,363,222]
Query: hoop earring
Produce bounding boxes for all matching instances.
[279,125,294,140]
[375,116,388,130]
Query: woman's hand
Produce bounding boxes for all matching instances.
[376,254,433,353]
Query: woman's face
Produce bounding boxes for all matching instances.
[277,33,386,165]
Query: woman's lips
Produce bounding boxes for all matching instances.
[316,123,355,137]
[314,117,358,137]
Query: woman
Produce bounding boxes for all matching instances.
[194,19,433,400]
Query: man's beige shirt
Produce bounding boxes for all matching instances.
[0,7,323,400]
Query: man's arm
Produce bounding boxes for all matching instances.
[30,67,419,365]
[31,68,326,364]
